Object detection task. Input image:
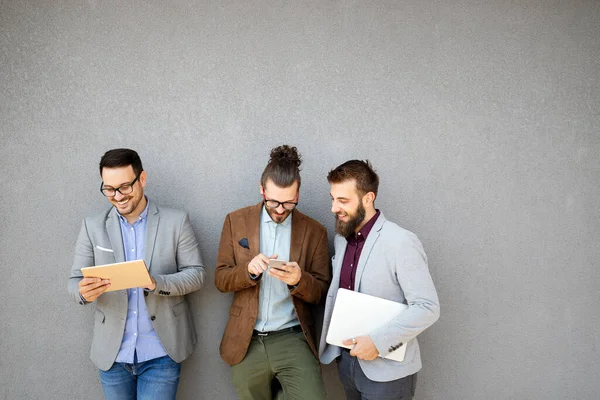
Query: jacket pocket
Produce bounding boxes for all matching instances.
[94,309,105,325]
[172,300,187,317]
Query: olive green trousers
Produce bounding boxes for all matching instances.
[230,329,326,400]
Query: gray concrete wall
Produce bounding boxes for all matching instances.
[1,1,599,399]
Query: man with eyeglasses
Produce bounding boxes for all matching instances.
[215,145,331,400]
[68,148,205,400]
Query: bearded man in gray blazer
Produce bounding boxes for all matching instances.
[68,148,205,400]
[319,160,440,400]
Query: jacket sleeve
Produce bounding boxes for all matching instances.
[152,213,206,296]
[214,214,258,293]
[370,233,440,356]
[67,219,94,305]
[289,226,331,305]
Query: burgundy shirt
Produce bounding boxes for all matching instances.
[339,210,381,291]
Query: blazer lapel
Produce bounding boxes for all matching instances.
[246,202,263,256]
[144,201,159,271]
[354,213,386,291]
[331,236,347,286]
[106,208,125,263]
[290,210,306,266]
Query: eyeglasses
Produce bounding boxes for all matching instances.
[263,194,298,210]
[100,173,141,197]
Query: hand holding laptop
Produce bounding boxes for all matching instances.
[342,335,379,361]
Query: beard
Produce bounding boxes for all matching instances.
[335,202,366,237]
[266,207,292,224]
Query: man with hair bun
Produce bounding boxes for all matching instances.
[215,145,330,400]
[319,159,440,400]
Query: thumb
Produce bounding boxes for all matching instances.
[269,254,278,259]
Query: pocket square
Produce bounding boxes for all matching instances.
[96,245,114,253]
[238,238,249,249]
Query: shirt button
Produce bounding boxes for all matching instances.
[134,333,137,336]
[133,311,137,315]
[131,249,134,252]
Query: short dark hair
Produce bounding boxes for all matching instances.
[260,145,302,189]
[327,159,379,197]
[99,148,144,176]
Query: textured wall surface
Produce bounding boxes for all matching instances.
[1,1,599,399]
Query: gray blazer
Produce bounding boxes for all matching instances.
[319,212,440,382]
[68,201,205,371]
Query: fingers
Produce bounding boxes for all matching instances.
[83,283,110,301]
[344,336,379,360]
[268,263,301,286]
[79,277,110,291]
[79,277,110,302]
[247,254,271,275]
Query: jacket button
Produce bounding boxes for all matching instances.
[144,291,148,297]
[151,316,156,321]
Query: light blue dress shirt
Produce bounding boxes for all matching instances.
[115,199,168,363]
[254,207,300,332]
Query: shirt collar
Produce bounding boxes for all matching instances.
[117,196,150,225]
[347,209,380,242]
[261,205,293,228]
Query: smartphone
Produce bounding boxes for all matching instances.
[269,259,288,272]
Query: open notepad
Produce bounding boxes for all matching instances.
[81,260,152,292]
[326,288,408,362]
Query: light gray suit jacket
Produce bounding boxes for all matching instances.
[319,212,440,382]
[68,201,205,371]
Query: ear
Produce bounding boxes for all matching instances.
[139,171,148,188]
[362,191,375,207]
[260,184,265,196]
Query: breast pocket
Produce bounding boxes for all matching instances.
[93,247,116,265]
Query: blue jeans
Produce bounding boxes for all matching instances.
[99,355,181,400]
[337,349,417,400]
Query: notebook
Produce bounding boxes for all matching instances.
[81,260,152,292]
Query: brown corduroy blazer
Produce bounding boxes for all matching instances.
[214,202,331,366]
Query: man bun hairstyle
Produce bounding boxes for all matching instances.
[327,159,379,197]
[99,148,144,176]
[261,145,302,189]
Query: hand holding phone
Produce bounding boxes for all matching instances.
[269,259,288,272]
[268,260,301,286]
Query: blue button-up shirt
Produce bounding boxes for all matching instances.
[254,207,299,332]
[115,199,167,363]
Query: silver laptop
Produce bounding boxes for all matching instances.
[326,288,408,362]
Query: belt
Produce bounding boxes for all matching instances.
[253,325,302,337]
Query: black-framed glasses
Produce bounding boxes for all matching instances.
[100,173,141,197]
[263,194,298,210]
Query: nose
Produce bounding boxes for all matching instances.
[276,204,286,214]
[331,201,340,214]
[113,190,125,201]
